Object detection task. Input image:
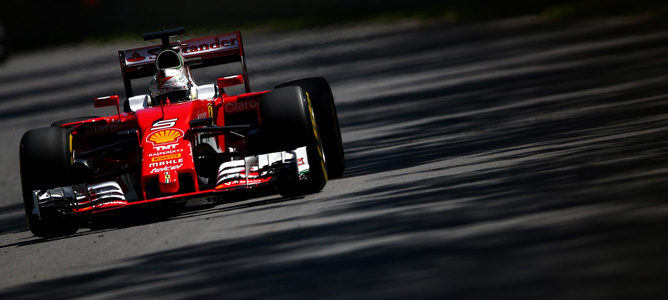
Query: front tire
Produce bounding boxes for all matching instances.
[260,86,327,196]
[20,127,79,237]
[276,78,345,178]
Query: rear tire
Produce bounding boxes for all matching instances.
[276,78,344,178]
[20,127,79,237]
[260,86,327,196]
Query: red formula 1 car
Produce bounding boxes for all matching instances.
[19,28,344,237]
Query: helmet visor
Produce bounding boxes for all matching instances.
[156,90,190,104]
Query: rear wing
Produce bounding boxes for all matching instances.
[118,31,250,97]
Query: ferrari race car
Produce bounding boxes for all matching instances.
[19,28,344,237]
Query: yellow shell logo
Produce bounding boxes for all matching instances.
[147,129,183,145]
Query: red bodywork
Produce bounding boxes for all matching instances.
[57,31,277,215]
[63,90,269,215]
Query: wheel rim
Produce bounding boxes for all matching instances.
[305,91,327,181]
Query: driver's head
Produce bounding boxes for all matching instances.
[149,68,193,104]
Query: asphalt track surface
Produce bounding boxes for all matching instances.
[1,17,668,299]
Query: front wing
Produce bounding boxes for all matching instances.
[32,147,311,218]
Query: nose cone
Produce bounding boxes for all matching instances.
[159,170,180,194]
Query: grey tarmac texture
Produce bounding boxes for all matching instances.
[1,17,668,299]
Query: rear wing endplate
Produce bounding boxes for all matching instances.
[118,31,250,97]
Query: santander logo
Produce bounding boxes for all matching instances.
[182,37,239,54]
[127,51,146,62]
[123,33,239,66]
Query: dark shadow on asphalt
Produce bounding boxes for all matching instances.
[3,17,668,299]
[0,203,26,235]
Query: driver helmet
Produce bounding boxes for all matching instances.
[149,68,195,104]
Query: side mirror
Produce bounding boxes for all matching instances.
[217,75,243,90]
[94,95,120,108]
[94,95,122,119]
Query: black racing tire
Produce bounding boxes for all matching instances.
[260,86,327,195]
[276,77,345,178]
[51,116,98,127]
[20,127,79,237]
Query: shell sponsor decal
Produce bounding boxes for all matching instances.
[146,129,184,145]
